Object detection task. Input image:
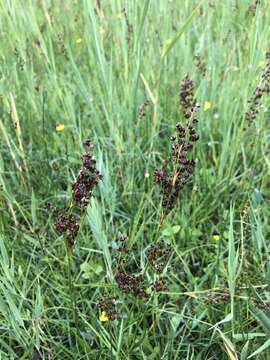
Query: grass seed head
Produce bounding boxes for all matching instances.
[45,139,102,250]
[245,48,270,126]
[154,77,200,215]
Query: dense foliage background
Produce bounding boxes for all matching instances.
[0,1,269,359]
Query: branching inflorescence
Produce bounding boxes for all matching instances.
[72,139,102,213]
[45,78,200,321]
[113,234,149,300]
[154,75,200,216]
[45,139,102,333]
[45,139,102,250]
[107,234,173,311]
[245,48,270,126]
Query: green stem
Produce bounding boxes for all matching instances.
[66,242,79,339]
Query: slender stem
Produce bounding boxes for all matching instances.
[159,211,165,228]
[64,201,88,340]
[66,242,79,339]
[36,231,45,256]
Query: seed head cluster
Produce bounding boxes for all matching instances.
[179,75,195,112]
[72,139,102,212]
[246,48,270,126]
[56,210,79,248]
[113,234,149,299]
[98,296,118,320]
[147,240,172,292]
[147,240,172,274]
[195,55,206,77]
[154,75,200,213]
[206,292,230,305]
[115,271,148,299]
[152,277,168,292]
[45,139,102,249]
[247,0,260,16]
[138,99,149,118]
[109,235,173,302]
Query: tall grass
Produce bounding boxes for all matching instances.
[0,0,269,358]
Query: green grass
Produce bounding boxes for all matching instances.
[0,0,269,359]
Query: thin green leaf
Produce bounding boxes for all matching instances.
[161,1,202,59]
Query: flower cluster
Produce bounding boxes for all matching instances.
[113,234,149,299]
[152,277,168,292]
[122,7,133,42]
[99,234,174,319]
[14,47,25,70]
[53,207,79,249]
[179,74,195,113]
[245,48,270,126]
[138,99,149,118]
[246,0,260,16]
[72,139,102,212]
[98,296,118,321]
[45,140,102,250]
[115,271,148,299]
[206,292,230,305]
[154,76,200,214]
[195,55,206,77]
[147,240,172,274]
[147,240,172,292]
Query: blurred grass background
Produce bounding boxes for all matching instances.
[0,0,269,358]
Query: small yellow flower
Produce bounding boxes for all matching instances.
[76,38,83,44]
[116,13,122,20]
[258,60,264,68]
[99,311,109,322]
[213,234,220,241]
[204,101,211,111]
[56,124,65,132]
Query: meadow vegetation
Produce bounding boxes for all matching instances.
[0,1,269,359]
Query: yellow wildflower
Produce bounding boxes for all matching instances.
[76,38,83,44]
[116,13,122,19]
[213,234,220,241]
[99,311,109,322]
[258,60,264,68]
[204,101,211,111]
[56,124,65,132]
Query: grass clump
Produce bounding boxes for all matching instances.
[0,1,269,359]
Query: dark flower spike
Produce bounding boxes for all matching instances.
[154,76,200,216]
[45,139,102,252]
[179,74,195,113]
[111,234,149,300]
[72,139,103,212]
[147,240,172,275]
[195,54,206,77]
[138,99,149,118]
[245,48,270,126]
